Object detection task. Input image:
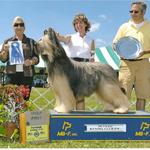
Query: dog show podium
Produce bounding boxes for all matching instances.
[19,110,150,144]
[49,111,150,141]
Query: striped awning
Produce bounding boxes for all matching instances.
[94,46,120,70]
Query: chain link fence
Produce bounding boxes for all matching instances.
[30,87,104,111]
[30,87,150,112]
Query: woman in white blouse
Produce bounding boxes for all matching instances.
[57,13,95,110]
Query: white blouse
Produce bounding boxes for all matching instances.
[65,32,92,59]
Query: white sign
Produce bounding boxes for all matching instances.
[84,124,126,132]
[9,41,24,65]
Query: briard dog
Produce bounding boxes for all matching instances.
[37,27,130,113]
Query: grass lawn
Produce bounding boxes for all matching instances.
[0,87,150,148]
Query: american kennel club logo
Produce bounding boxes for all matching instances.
[84,124,127,132]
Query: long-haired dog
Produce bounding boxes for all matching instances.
[38,27,130,113]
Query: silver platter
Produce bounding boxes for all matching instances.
[115,36,142,59]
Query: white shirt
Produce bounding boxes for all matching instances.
[132,21,144,28]
[65,32,92,59]
[16,64,23,72]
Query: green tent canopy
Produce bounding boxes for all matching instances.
[95,46,120,70]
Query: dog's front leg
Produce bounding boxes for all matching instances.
[53,75,76,113]
[54,92,76,113]
[53,92,61,109]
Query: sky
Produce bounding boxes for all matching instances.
[0,0,150,48]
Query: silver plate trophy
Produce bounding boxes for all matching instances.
[115,36,142,59]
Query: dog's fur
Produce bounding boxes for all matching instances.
[38,27,130,113]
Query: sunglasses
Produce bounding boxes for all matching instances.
[129,10,139,14]
[14,23,24,27]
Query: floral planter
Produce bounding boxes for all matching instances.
[4,122,17,138]
[0,84,31,141]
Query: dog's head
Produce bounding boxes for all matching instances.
[38,27,67,62]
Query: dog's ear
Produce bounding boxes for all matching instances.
[43,27,66,56]
[46,27,64,49]
[44,29,48,35]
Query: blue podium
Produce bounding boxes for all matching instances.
[49,111,150,141]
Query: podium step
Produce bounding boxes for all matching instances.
[49,111,150,141]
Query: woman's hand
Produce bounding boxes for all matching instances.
[56,32,71,44]
[24,59,33,66]
[89,57,94,62]
[0,44,9,60]
[3,44,10,51]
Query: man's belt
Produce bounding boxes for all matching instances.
[122,59,144,61]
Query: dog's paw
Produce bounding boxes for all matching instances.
[54,105,72,113]
[113,107,129,114]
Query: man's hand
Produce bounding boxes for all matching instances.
[138,51,145,57]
